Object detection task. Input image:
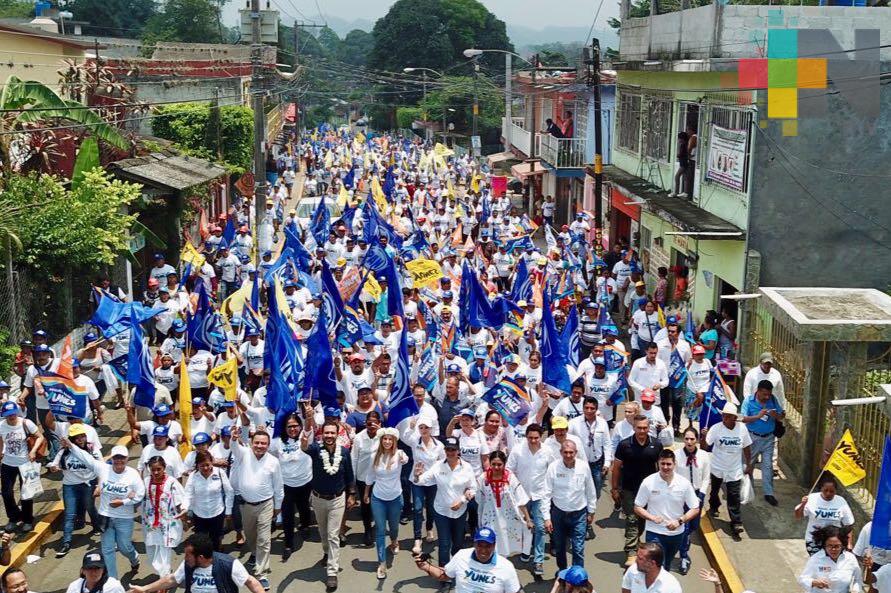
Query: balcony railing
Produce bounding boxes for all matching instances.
[540,135,588,169]
[502,117,547,159]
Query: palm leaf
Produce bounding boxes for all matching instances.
[71,137,100,190]
[130,220,166,249]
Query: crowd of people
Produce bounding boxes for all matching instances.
[0,126,883,593]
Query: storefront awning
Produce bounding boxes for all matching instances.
[604,165,744,238]
[487,151,516,166]
[511,162,547,181]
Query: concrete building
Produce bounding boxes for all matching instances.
[501,68,616,226]
[609,3,891,321]
[0,22,101,91]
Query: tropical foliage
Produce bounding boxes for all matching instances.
[151,103,254,172]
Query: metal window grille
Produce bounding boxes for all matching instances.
[617,93,641,153]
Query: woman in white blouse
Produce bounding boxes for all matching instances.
[363,427,408,580]
[798,525,862,593]
[270,413,313,560]
[404,419,445,554]
[184,450,233,551]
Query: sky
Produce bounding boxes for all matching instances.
[226,0,617,33]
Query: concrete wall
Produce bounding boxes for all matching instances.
[0,32,88,90]
[748,81,891,290]
[620,5,891,61]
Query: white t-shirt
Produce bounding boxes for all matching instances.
[634,472,700,536]
[621,564,683,593]
[874,564,891,593]
[187,351,215,388]
[66,577,126,593]
[705,421,752,482]
[803,492,855,543]
[0,419,38,467]
[444,548,521,593]
[173,558,250,593]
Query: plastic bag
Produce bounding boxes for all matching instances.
[19,462,43,501]
[740,474,754,505]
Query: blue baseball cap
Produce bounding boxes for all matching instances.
[473,346,488,359]
[473,526,497,544]
[33,330,48,338]
[558,566,589,586]
[191,397,205,406]
[152,404,173,417]
[323,406,341,418]
[603,327,618,336]
[221,426,233,437]
[192,432,211,445]
[83,332,98,344]
[442,290,453,299]
[0,381,9,389]
[152,425,170,437]
[230,317,243,327]
[245,328,259,337]
[0,402,19,417]
[446,363,461,373]
[34,344,51,353]
[262,250,273,257]
[153,253,165,260]
[284,280,297,288]
[71,358,80,368]
[458,408,474,417]
[219,401,235,408]
[406,337,416,347]
[172,320,186,332]
[440,277,451,285]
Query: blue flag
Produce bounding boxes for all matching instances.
[107,354,128,382]
[309,196,331,247]
[595,299,617,336]
[509,258,532,303]
[417,344,438,392]
[699,369,729,430]
[89,297,162,339]
[222,217,236,246]
[418,299,439,343]
[604,345,629,404]
[283,225,312,271]
[870,436,891,549]
[561,305,580,368]
[320,260,345,333]
[482,378,532,427]
[540,289,572,395]
[498,234,533,254]
[342,167,355,190]
[362,244,403,318]
[386,324,418,428]
[466,264,505,330]
[126,308,155,408]
[685,309,695,343]
[302,307,338,408]
[668,348,687,388]
[187,283,225,354]
[263,282,304,415]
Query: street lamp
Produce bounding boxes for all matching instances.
[403,67,444,142]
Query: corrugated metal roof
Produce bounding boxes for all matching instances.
[109,151,226,191]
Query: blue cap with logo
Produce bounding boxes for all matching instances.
[0,401,19,417]
[593,357,605,366]
[324,406,341,418]
[473,526,497,544]
[558,566,589,586]
[192,432,211,445]
[152,425,170,437]
[34,344,51,353]
[152,404,173,417]
[172,320,186,332]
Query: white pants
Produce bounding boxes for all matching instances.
[145,543,173,576]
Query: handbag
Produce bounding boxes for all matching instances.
[25,421,48,460]
[771,396,786,438]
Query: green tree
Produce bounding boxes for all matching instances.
[68,0,158,37]
[151,103,254,172]
[0,0,31,18]
[317,26,342,58]
[418,75,503,140]
[338,29,374,67]
[143,0,223,44]
[368,0,453,73]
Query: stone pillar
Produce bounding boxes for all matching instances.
[799,340,830,488]
[739,249,761,369]
[831,342,869,439]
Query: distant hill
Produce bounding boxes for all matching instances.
[508,23,619,54]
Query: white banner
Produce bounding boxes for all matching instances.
[705,125,748,192]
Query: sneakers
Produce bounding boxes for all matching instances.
[518,554,531,563]
[20,523,32,533]
[533,563,544,576]
[56,543,71,558]
[325,576,338,590]
[677,192,689,198]
[679,557,691,575]
[764,495,779,506]
[585,526,595,541]
[377,564,387,579]
[667,192,677,197]
[412,539,422,555]
[259,577,270,591]
[732,523,745,535]
[625,554,637,567]
[389,541,399,556]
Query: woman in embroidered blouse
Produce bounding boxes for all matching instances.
[142,456,187,577]
[476,450,532,557]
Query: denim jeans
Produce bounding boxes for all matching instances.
[588,458,605,500]
[62,482,100,544]
[371,495,402,563]
[550,505,587,570]
[680,492,705,560]
[411,484,436,539]
[645,531,684,571]
[526,499,546,564]
[750,433,776,496]
[101,516,139,579]
[433,510,467,566]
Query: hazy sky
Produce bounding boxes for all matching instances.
[226,0,616,32]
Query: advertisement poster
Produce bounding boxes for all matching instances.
[706,125,748,192]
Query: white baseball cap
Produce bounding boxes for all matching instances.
[110,445,129,458]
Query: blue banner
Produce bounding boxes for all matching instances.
[40,377,88,419]
[668,348,687,388]
[540,289,572,395]
[870,436,891,549]
[699,369,729,430]
[482,378,532,426]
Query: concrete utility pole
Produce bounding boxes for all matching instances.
[590,39,604,270]
[504,52,512,152]
[527,53,538,215]
[251,0,266,256]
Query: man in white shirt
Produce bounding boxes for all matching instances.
[633,449,700,572]
[541,439,597,572]
[742,352,786,408]
[506,423,549,575]
[215,245,241,301]
[621,542,683,593]
[656,323,692,433]
[705,402,752,535]
[569,397,613,503]
[629,343,669,405]
[414,526,521,593]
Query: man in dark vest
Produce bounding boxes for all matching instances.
[129,533,266,593]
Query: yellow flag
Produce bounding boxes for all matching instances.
[220,280,252,321]
[823,429,867,487]
[434,143,454,158]
[337,185,350,209]
[657,305,667,328]
[180,241,206,269]
[371,177,388,212]
[178,358,192,458]
[471,174,481,193]
[405,258,444,289]
[324,150,334,168]
[208,356,239,402]
[363,274,382,301]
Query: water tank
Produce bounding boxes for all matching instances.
[28,16,59,34]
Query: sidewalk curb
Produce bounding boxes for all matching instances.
[700,514,746,593]
[3,434,135,568]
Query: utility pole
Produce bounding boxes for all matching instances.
[251,0,266,259]
[590,39,604,269]
[527,53,538,215]
[210,87,222,161]
[504,53,512,152]
[421,71,429,142]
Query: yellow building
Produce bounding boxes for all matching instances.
[0,23,100,91]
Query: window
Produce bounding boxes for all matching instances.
[703,106,754,193]
[640,225,652,250]
[574,100,588,140]
[642,97,672,162]
[617,93,641,153]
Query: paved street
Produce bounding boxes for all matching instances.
[30,485,716,593]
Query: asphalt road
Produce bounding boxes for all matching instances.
[28,484,717,593]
